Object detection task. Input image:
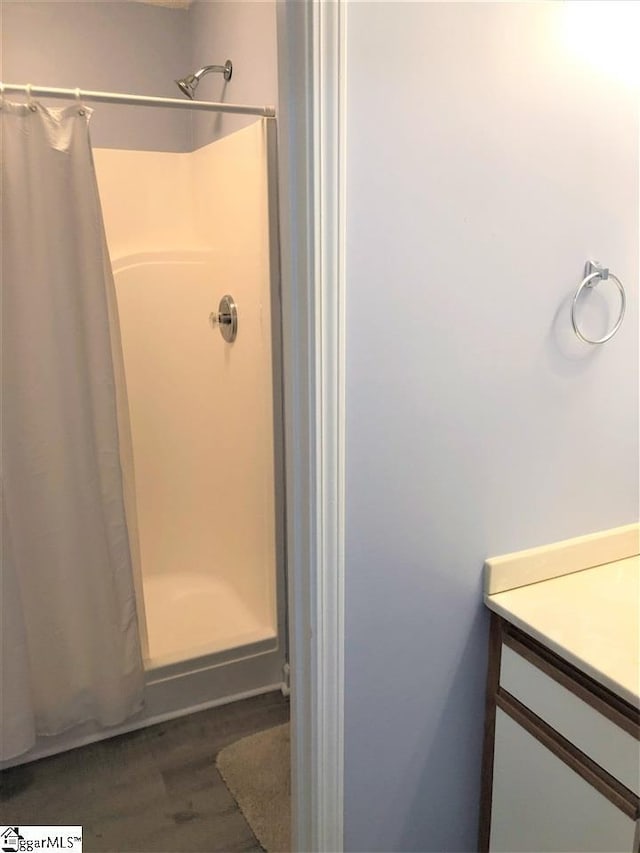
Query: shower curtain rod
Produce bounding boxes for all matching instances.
[0,83,276,117]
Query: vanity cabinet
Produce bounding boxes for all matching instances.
[479,615,640,853]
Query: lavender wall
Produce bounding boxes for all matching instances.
[189,1,277,149]
[343,3,639,851]
[1,1,191,151]
[1,2,278,151]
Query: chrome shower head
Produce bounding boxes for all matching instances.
[175,61,233,100]
[176,74,198,100]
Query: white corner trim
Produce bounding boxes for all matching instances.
[312,1,346,851]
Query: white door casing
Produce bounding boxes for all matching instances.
[276,1,346,851]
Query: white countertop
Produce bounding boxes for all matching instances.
[485,555,640,707]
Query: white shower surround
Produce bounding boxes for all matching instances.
[94,120,280,668]
[111,248,277,667]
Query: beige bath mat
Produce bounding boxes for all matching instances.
[216,723,291,852]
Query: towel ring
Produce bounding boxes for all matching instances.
[571,261,626,345]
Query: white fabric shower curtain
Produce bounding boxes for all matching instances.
[1,100,144,760]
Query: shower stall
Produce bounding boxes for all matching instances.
[1,80,286,765]
[110,121,286,718]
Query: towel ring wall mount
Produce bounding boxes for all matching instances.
[571,260,626,345]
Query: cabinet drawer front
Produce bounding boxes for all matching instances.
[500,643,640,795]
[490,708,638,853]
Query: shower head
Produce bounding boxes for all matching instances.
[175,61,233,100]
[176,73,198,99]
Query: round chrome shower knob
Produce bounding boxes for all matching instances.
[209,295,238,343]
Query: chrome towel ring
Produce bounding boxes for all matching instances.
[571,260,626,345]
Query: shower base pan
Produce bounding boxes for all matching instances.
[142,572,275,668]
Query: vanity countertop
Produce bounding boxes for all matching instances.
[484,527,639,708]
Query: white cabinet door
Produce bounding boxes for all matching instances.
[490,708,637,853]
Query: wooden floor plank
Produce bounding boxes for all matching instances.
[0,692,289,853]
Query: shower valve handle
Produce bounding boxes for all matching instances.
[209,295,238,343]
[210,311,232,326]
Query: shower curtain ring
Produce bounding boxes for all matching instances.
[75,87,86,116]
[26,84,37,112]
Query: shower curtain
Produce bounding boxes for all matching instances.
[1,99,144,760]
